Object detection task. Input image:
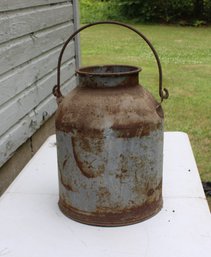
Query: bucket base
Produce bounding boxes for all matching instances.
[58,197,163,227]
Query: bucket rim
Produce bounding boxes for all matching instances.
[76,65,142,77]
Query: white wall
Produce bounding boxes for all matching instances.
[0,0,79,166]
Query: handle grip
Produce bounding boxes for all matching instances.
[53,21,169,102]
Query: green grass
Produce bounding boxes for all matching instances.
[79,24,211,182]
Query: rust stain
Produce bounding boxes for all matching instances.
[146,181,162,198]
[97,187,111,202]
[156,104,164,118]
[71,137,104,178]
[112,123,162,138]
[55,84,163,138]
[114,154,130,182]
[147,188,155,197]
[58,159,75,192]
[55,64,164,225]
[59,172,74,192]
[62,159,68,169]
[58,195,163,227]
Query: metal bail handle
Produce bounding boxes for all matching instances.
[53,21,169,102]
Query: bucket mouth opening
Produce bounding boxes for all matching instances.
[76,65,142,77]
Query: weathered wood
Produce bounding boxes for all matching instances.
[0,41,74,106]
[0,22,73,76]
[0,113,34,166]
[34,78,76,126]
[0,3,73,44]
[0,0,71,12]
[0,77,76,166]
[0,60,76,136]
[73,0,80,69]
[0,0,78,168]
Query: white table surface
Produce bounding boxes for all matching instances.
[0,132,211,257]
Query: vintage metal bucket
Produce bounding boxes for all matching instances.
[53,21,169,226]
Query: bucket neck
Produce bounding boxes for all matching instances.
[76,65,141,89]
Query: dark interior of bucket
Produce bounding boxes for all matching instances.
[77,65,141,76]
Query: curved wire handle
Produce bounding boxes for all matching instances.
[53,21,169,102]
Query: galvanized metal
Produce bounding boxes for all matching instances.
[53,22,168,226]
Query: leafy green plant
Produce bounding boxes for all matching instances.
[80,0,211,24]
[115,0,197,23]
[192,19,207,26]
[79,0,120,23]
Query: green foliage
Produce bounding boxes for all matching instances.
[80,0,211,24]
[115,0,211,23]
[204,0,211,20]
[79,0,120,23]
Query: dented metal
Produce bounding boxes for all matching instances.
[55,65,164,226]
[53,21,168,226]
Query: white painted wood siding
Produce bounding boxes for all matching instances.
[0,0,79,166]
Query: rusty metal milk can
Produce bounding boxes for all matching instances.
[53,21,169,226]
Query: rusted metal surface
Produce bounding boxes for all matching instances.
[77,65,141,89]
[58,194,163,226]
[54,21,168,226]
[55,65,164,226]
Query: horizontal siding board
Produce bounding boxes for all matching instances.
[0,0,71,12]
[34,78,76,125]
[0,3,73,44]
[0,77,76,166]
[0,22,74,76]
[0,60,76,136]
[0,112,34,166]
[0,41,75,106]
[0,1,78,167]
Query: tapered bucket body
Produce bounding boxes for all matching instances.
[55,65,164,226]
